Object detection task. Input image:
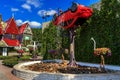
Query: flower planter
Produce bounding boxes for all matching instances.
[13,60,120,80]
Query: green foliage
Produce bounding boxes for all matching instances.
[74,0,120,65]
[2,57,18,67]
[42,22,58,59]
[32,28,42,54]
[0,56,15,60]
[18,55,31,61]
[2,55,32,67]
[42,22,69,60]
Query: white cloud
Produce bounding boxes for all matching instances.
[11,8,19,12]
[26,0,41,8]
[21,4,31,12]
[29,21,41,28]
[16,19,41,28]
[47,10,57,16]
[16,19,23,26]
[38,10,57,16]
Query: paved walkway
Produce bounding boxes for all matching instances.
[0,60,22,80]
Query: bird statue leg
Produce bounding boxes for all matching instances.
[100,55,105,70]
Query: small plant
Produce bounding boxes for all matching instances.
[48,49,58,59]
[27,45,38,60]
[17,49,24,58]
[18,55,31,61]
[14,47,25,57]
[0,56,16,60]
[2,58,18,67]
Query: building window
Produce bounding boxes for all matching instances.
[11,35,16,39]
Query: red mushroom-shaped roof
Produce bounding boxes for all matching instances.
[5,17,19,34]
[3,38,20,47]
[19,23,28,34]
[0,23,3,35]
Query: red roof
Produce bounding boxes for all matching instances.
[5,17,19,34]
[19,23,28,34]
[3,38,20,47]
[0,23,3,35]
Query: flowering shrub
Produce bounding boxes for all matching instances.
[48,49,57,54]
[27,45,37,53]
[29,47,34,52]
[17,49,24,54]
[94,48,111,56]
[48,49,58,59]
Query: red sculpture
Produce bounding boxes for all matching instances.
[52,2,93,66]
[52,2,93,29]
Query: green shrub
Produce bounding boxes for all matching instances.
[18,55,31,61]
[0,56,16,60]
[2,58,18,67]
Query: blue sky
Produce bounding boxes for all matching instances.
[0,0,99,28]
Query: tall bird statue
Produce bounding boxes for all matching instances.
[91,37,111,70]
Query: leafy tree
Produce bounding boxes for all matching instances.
[32,28,42,54]
[42,22,70,60]
[42,22,58,59]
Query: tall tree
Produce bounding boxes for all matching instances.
[32,28,42,53]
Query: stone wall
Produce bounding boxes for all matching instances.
[13,61,120,80]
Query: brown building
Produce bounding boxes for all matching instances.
[42,21,50,33]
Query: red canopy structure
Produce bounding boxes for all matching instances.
[3,38,20,47]
[5,17,19,35]
[52,3,93,29]
[19,23,28,34]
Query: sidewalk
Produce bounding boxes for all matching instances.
[0,60,22,80]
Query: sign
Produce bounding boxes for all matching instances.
[24,36,30,40]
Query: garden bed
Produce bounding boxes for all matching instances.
[13,60,120,80]
[24,61,110,74]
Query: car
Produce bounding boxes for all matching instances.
[52,2,93,29]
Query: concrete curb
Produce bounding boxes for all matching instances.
[13,60,120,80]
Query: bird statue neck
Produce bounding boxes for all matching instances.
[91,37,96,50]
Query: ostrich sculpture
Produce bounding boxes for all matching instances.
[91,37,111,69]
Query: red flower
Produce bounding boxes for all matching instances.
[17,49,24,53]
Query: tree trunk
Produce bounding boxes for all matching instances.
[68,29,77,66]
